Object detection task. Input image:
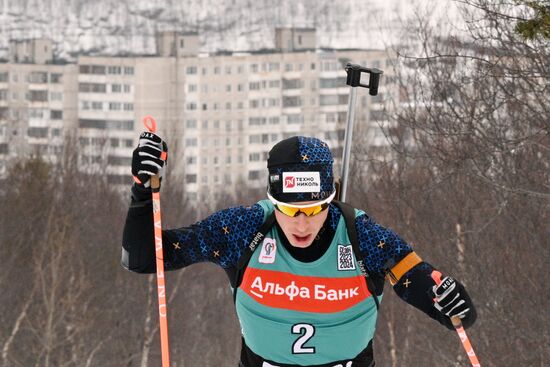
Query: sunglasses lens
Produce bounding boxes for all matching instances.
[276,203,328,217]
[276,204,300,217]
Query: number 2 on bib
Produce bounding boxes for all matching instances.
[292,324,316,354]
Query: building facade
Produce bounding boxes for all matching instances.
[0,39,77,176]
[0,30,397,205]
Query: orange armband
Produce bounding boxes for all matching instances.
[386,251,422,285]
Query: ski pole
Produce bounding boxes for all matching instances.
[143,115,171,367]
[340,63,383,202]
[432,271,481,367]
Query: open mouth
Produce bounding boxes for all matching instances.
[292,234,312,245]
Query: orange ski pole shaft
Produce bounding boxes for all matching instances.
[144,115,171,367]
[432,271,481,367]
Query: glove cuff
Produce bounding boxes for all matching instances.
[131,183,152,202]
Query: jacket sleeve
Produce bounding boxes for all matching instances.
[355,213,475,330]
[121,187,266,274]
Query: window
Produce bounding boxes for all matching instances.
[50,110,63,120]
[27,127,48,138]
[80,65,106,75]
[109,102,121,111]
[123,103,134,111]
[110,138,119,148]
[185,138,198,147]
[248,170,260,180]
[29,108,45,118]
[79,83,106,93]
[186,102,197,110]
[320,95,339,106]
[28,90,48,102]
[50,73,62,83]
[78,119,133,131]
[186,174,197,183]
[186,156,197,164]
[282,96,302,108]
[188,84,197,92]
[286,114,303,124]
[111,84,122,93]
[92,65,106,75]
[249,153,261,161]
[108,156,132,166]
[0,72,8,82]
[107,66,122,74]
[79,65,106,75]
[249,117,266,126]
[124,66,134,75]
[282,79,303,90]
[50,92,62,101]
[186,119,197,129]
[92,102,103,110]
[123,84,131,93]
[320,77,347,89]
[186,66,197,74]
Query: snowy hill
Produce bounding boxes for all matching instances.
[0,0,454,59]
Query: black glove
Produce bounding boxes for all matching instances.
[431,276,477,329]
[131,131,168,189]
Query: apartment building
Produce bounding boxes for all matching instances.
[0,39,77,177]
[1,29,397,205]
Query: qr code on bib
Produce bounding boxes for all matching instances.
[337,245,356,271]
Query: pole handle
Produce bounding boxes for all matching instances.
[432,271,481,367]
[143,115,157,133]
[345,62,383,95]
[151,175,161,190]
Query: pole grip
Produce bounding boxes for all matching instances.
[345,63,383,95]
[431,271,481,367]
[151,175,161,191]
[143,115,157,133]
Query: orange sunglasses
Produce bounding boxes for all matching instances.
[267,191,335,217]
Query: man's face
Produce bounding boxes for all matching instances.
[274,201,329,248]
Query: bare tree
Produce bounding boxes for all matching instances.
[346,1,548,366]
